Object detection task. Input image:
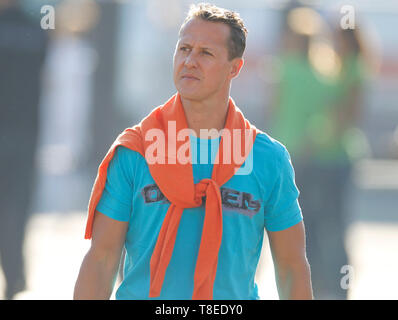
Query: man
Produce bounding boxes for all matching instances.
[74,3,312,300]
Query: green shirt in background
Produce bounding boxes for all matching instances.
[271,53,365,165]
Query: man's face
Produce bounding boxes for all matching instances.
[173,18,242,102]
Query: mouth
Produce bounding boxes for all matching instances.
[181,75,200,80]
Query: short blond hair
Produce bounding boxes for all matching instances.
[179,3,248,60]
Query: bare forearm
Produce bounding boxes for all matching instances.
[275,259,313,300]
[73,249,120,300]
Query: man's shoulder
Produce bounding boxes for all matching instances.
[253,130,289,161]
[112,145,145,165]
[249,130,293,182]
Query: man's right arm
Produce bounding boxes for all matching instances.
[73,211,128,299]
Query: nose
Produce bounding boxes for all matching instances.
[184,51,198,68]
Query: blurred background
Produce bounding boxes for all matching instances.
[0,0,397,300]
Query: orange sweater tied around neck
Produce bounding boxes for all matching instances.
[84,93,259,299]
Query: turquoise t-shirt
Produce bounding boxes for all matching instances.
[96,132,303,300]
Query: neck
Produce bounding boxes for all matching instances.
[180,93,230,139]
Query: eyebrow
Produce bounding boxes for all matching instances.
[179,42,215,51]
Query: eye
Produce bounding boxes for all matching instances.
[202,51,213,56]
[180,46,189,52]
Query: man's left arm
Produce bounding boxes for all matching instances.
[267,221,313,300]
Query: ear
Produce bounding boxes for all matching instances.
[230,58,244,79]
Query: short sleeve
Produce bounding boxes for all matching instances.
[264,146,303,232]
[96,146,136,222]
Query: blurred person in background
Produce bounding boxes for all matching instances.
[35,0,99,212]
[270,4,367,299]
[0,0,48,299]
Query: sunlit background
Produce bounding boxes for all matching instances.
[0,0,397,300]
